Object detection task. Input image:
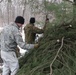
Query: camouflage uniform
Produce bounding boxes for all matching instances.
[24,24,44,44]
[1,23,34,75]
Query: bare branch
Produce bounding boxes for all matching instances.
[50,37,64,75]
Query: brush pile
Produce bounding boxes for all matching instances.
[17,21,76,75]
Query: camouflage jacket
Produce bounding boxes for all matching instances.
[24,24,44,44]
[1,23,34,52]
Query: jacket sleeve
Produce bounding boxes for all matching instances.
[33,26,44,34]
[13,29,34,50]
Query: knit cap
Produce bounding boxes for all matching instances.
[15,16,25,24]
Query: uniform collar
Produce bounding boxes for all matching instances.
[12,22,20,29]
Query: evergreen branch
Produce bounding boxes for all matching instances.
[65,0,73,4]
[29,61,51,75]
[50,37,64,75]
[62,51,76,63]
[56,59,76,73]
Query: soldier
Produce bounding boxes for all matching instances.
[24,17,48,44]
[1,16,38,75]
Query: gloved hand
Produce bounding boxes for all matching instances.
[34,44,39,49]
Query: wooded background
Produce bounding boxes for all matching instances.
[0,0,65,27]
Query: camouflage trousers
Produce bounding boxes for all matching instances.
[1,50,19,75]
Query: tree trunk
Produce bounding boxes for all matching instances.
[73,0,76,23]
[22,0,26,17]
